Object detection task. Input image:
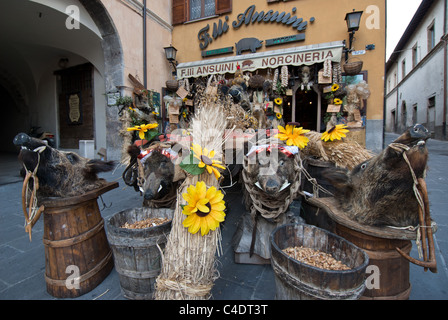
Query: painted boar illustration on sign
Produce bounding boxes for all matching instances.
[235,38,263,55]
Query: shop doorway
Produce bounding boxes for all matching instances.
[55,63,94,149]
[294,90,319,131]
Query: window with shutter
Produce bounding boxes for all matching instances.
[215,0,232,14]
[173,0,186,25]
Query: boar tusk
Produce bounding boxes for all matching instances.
[158,185,163,193]
[139,186,144,193]
[255,182,263,190]
[279,181,291,191]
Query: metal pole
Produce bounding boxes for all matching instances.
[143,0,147,88]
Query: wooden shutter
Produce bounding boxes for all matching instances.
[215,0,232,15]
[172,0,186,25]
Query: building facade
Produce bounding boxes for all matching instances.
[385,0,447,139]
[0,0,173,160]
[170,0,386,152]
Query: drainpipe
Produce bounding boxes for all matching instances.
[443,0,447,139]
[143,0,147,88]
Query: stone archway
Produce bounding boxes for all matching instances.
[79,0,124,160]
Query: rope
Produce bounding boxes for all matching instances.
[21,146,46,241]
[242,152,302,221]
[388,142,429,259]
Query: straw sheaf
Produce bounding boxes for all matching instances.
[302,131,374,170]
[155,93,228,300]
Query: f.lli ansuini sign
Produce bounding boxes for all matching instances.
[198,5,314,50]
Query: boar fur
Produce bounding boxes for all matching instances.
[14,132,115,198]
[324,124,431,227]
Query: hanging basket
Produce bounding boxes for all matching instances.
[249,74,265,89]
[166,80,179,91]
[343,58,363,76]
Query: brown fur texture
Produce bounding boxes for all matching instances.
[244,146,297,210]
[14,133,115,198]
[127,145,179,207]
[324,124,430,227]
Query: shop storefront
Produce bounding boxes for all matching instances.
[168,0,386,151]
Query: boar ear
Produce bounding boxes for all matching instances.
[127,145,141,159]
[83,159,116,180]
[322,168,352,194]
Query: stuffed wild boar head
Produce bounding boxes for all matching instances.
[13,132,115,198]
[324,124,431,227]
[127,145,179,206]
[245,145,298,196]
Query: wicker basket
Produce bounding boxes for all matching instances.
[166,79,179,91]
[343,58,363,76]
[249,74,265,89]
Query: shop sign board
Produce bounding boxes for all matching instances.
[265,34,306,47]
[198,5,312,50]
[177,46,342,79]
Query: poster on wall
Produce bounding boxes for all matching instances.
[67,92,82,125]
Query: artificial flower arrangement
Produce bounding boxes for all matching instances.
[127,122,159,142]
[321,124,349,142]
[275,122,350,148]
[178,143,227,236]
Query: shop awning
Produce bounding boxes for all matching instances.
[176,41,344,79]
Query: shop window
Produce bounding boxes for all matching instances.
[412,103,417,124]
[427,20,435,51]
[412,44,418,68]
[401,59,406,80]
[172,0,232,25]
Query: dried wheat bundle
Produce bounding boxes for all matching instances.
[323,139,374,170]
[223,100,258,131]
[119,111,133,164]
[154,98,228,300]
[303,131,374,170]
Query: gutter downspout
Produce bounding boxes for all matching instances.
[443,0,447,139]
[383,0,388,149]
[143,0,147,88]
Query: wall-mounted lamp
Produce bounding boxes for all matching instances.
[164,45,178,73]
[344,10,363,61]
[58,57,69,69]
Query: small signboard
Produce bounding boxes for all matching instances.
[326,104,341,113]
[265,34,306,47]
[201,46,233,57]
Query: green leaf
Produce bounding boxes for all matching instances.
[180,153,205,176]
[145,129,159,142]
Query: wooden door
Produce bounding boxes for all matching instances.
[55,63,94,149]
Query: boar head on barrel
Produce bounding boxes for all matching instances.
[243,144,299,210]
[13,132,115,198]
[324,124,431,227]
[126,144,181,207]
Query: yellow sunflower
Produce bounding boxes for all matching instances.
[276,113,282,119]
[321,124,350,142]
[334,98,343,105]
[182,181,226,236]
[275,124,310,149]
[274,97,283,105]
[127,123,159,140]
[331,83,340,92]
[192,144,226,180]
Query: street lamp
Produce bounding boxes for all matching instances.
[344,10,363,61]
[164,45,178,72]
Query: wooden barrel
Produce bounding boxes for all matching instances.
[105,207,173,300]
[335,223,412,300]
[41,182,118,298]
[305,197,417,300]
[270,223,369,300]
[301,157,335,198]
